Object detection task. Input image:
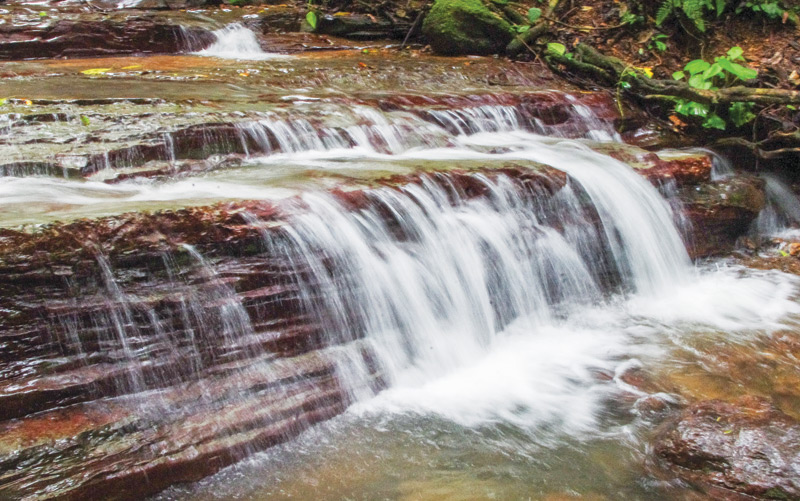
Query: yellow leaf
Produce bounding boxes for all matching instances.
[641,67,653,78]
[24,99,32,106]
[121,65,141,70]
[81,68,111,75]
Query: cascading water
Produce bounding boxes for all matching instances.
[156,130,800,499]
[754,173,800,238]
[261,133,690,409]
[4,47,800,498]
[195,23,284,60]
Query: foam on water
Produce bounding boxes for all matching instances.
[354,265,800,431]
[195,23,286,60]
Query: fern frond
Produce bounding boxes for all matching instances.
[656,0,675,25]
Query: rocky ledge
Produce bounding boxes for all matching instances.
[654,397,800,500]
[0,151,764,499]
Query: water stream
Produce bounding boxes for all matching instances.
[2,29,800,500]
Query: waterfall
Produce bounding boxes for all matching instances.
[267,133,692,402]
[195,23,283,60]
[754,173,800,238]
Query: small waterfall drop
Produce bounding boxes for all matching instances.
[755,173,800,237]
[196,23,282,60]
[269,134,692,404]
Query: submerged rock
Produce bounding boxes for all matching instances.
[654,397,800,500]
[421,0,514,55]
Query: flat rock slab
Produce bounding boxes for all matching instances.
[654,396,800,499]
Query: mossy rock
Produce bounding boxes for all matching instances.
[422,0,515,56]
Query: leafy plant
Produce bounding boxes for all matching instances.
[648,33,669,52]
[670,47,758,129]
[655,0,725,32]
[306,11,318,29]
[305,0,318,31]
[736,0,796,21]
[546,42,567,56]
[652,0,797,32]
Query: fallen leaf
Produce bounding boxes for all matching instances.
[121,65,141,70]
[81,68,111,75]
[668,115,687,128]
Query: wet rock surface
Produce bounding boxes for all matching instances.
[0,167,560,500]
[0,13,789,498]
[0,16,214,60]
[654,397,800,500]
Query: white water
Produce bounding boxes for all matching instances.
[354,266,800,430]
[755,173,800,238]
[159,262,800,499]
[195,23,284,60]
[260,133,687,412]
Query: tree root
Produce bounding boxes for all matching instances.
[510,25,800,161]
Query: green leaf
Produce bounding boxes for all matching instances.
[717,58,757,80]
[528,7,542,23]
[0,98,6,106]
[788,105,798,111]
[729,102,757,127]
[546,42,567,56]
[674,100,692,116]
[655,41,667,51]
[306,11,318,30]
[685,59,711,75]
[716,0,726,15]
[726,46,744,61]
[619,81,632,89]
[514,24,530,33]
[703,113,727,130]
[38,11,47,17]
[672,70,686,80]
[760,3,784,19]
[687,101,710,117]
[674,100,709,118]
[702,62,723,80]
[688,73,713,89]
[79,115,90,126]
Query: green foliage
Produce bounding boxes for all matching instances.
[671,47,759,130]
[648,34,669,52]
[305,0,318,31]
[546,42,566,56]
[306,11,318,29]
[651,0,797,32]
[736,0,798,22]
[655,0,723,32]
[528,7,542,23]
[79,115,90,127]
[621,10,643,25]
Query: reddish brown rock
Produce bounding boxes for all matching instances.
[0,17,214,60]
[654,397,800,500]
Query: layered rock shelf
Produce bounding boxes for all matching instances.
[0,149,767,498]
